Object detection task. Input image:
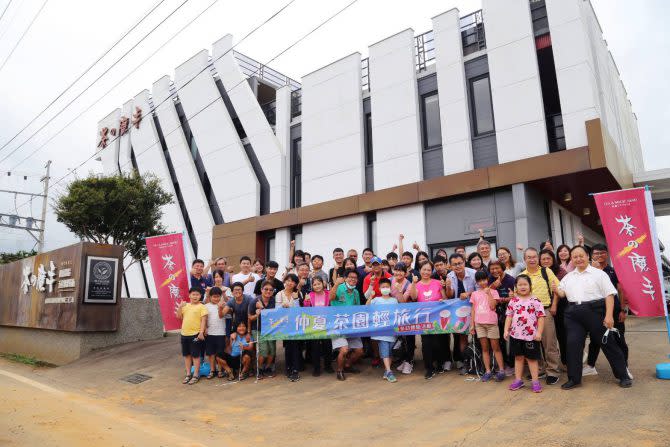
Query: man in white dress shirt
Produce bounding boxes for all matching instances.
[556,245,631,389]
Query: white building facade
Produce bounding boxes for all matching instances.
[96,0,644,297]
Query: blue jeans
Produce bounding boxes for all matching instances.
[377,340,393,359]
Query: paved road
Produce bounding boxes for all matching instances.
[1,317,669,447]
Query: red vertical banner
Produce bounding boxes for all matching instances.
[594,188,666,317]
[146,233,190,330]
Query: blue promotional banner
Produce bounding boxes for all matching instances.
[259,300,472,341]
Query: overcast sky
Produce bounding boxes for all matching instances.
[0,0,668,253]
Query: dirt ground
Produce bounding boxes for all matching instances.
[1,317,670,447]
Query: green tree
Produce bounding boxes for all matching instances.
[0,249,37,264]
[54,172,172,269]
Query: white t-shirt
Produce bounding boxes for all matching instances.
[558,265,617,303]
[232,272,261,296]
[204,302,226,336]
[370,297,398,343]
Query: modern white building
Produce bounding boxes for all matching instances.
[96,0,654,298]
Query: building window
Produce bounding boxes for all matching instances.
[364,112,373,165]
[290,137,301,208]
[421,92,442,150]
[470,75,495,136]
[366,213,377,254]
[264,231,276,263]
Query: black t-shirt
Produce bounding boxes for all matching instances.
[226,295,253,327]
[249,296,275,331]
[602,265,619,288]
[253,277,284,295]
[431,271,449,281]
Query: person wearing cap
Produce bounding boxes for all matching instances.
[362,256,392,300]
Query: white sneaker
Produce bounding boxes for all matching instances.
[455,361,464,369]
[582,365,598,376]
[442,361,452,371]
[396,361,408,372]
[401,362,413,375]
[626,367,634,380]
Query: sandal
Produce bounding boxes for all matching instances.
[182,375,192,384]
[188,376,200,385]
[226,370,235,381]
[206,371,215,380]
[217,370,224,379]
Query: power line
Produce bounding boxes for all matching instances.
[9,0,296,170]
[28,0,359,213]
[0,0,14,25]
[0,0,48,73]
[0,0,192,165]
[0,0,167,154]
[9,0,220,170]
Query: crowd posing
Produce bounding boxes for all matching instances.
[176,232,633,393]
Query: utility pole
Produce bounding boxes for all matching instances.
[0,160,51,252]
[37,160,51,252]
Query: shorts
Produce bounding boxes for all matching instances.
[509,337,542,360]
[252,330,276,357]
[332,337,363,351]
[475,323,500,339]
[220,351,251,367]
[180,335,204,357]
[376,340,394,359]
[205,335,226,356]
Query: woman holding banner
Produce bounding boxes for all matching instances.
[556,246,632,389]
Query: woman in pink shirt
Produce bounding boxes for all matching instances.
[302,277,333,376]
[409,261,446,379]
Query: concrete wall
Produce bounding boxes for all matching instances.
[483,0,549,163]
[301,215,366,271]
[375,204,426,255]
[152,75,214,259]
[213,35,287,213]
[129,90,192,252]
[301,53,364,205]
[432,9,473,175]
[512,183,551,251]
[369,29,423,189]
[174,50,259,221]
[0,298,164,365]
[579,1,643,173]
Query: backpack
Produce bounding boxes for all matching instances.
[540,267,553,305]
[462,339,485,376]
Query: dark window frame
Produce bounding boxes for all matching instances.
[290,137,302,209]
[420,90,443,151]
[469,74,496,137]
[366,212,377,254]
[364,112,373,166]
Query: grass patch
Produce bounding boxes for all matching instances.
[0,352,55,367]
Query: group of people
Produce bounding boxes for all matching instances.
[176,232,633,392]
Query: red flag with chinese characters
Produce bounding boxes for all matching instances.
[146,233,190,330]
[594,188,666,317]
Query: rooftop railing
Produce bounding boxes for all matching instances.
[233,51,301,91]
[460,9,486,56]
[415,30,436,72]
[291,89,302,118]
[361,57,370,91]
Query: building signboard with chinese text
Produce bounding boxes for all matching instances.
[0,242,123,331]
[594,188,667,317]
[260,300,472,341]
